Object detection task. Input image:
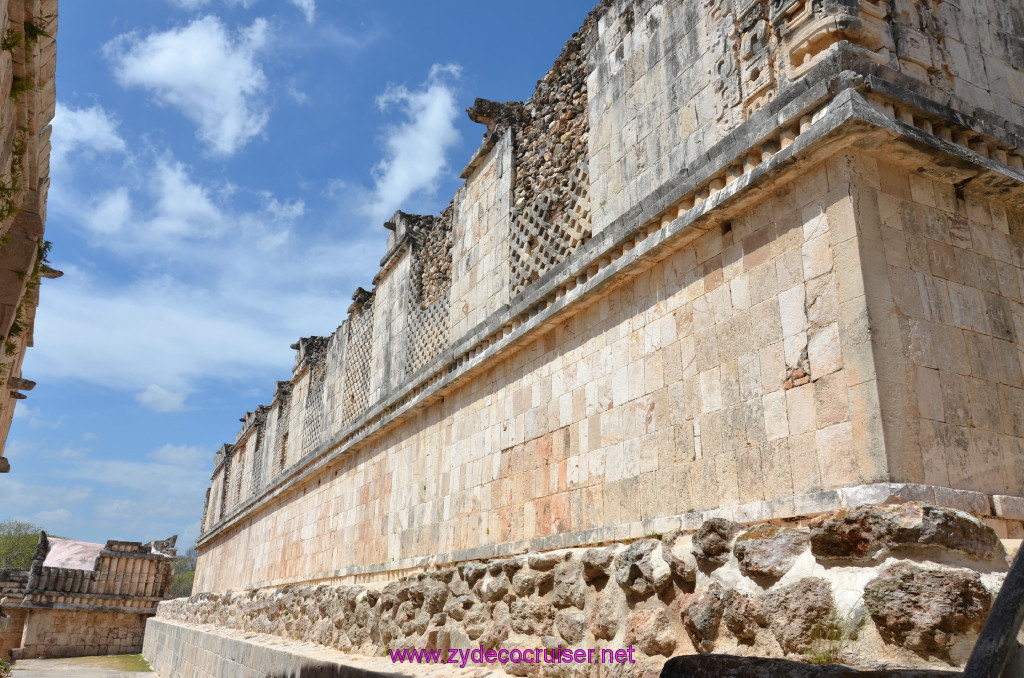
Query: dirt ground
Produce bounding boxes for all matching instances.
[10,654,153,677]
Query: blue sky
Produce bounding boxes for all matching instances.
[2,0,595,549]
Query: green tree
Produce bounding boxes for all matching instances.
[170,546,198,598]
[0,520,45,570]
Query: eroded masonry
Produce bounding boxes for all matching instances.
[0,0,59,474]
[1,533,177,659]
[151,0,1024,674]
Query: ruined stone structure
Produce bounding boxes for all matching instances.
[0,533,177,659]
[152,0,1024,674]
[0,0,58,473]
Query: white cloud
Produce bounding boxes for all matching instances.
[84,188,133,235]
[148,443,212,469]
[289,0,315,24]
[137,385,188,412]
[149,159,225,238]
[12,405,63,430]
[107,17,271,156]
[364,63,462,225]
[51,104,126,173]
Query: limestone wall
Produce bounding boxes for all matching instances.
[14,609,148,659]
[196,154,874,592]
[194,0,1024,602]
[585,0,1024,234]
[0,0,58,472]
[849,159,1024,499]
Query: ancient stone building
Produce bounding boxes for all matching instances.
[147,0,1024,674]
[0,0,59,474]
[0,532,177,659]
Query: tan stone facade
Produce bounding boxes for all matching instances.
[180,0,1024,672]
[0,0,58,473]
[0,533,177,659]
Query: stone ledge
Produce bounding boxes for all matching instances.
[143,618,487,678]
[993,496,1024,521]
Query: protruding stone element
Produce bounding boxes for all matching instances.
[510,599,554,636]
[555,610,585,644]
[723,588,767,641]
[762,578,835,654]
[692,518,742,567]
[552,559,586,609]
[590,592,620,640]
[734,524,809,579]
[478,602,510,649]
[613,539,688,597]
[682,582,726,653]
[581,548,614,581]
[461,561,486,586]
[466,98,526,133]
[810,503,1002,563]
[527,552,560,571]
[863,562,992,660]
[463,609,488,640]
[625,608,677,657]
[6,377,35,391]
[480,573,509,602]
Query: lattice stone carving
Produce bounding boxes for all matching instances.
[274,383,292,477]
[341,296,374,425]
[301,358,327,457]
[507,30,590,297]
[510,159,591,296]
[250,428,267,494]
[406,292,450,375]
[405,207,453,376]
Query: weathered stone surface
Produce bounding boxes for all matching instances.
[512,569,539,597]
[692,518,742,567]
[480,573,510,602]
[614,539,681,597]
[555,610,586,644]
[510,599,554,636]
[762,578,834,654]
[624,608,677,657]
[528,552,560,571]
[461,561,487,586]
[463,608,488,640]
[863,562,992,659]
[810,503,1001,562]
[581,547,614,581]
[734,524,809,579]
[478,602,510,649]
[682,582,726,653]
[552,559,586,609]
[590,592,620,640]
[723,588,767,641]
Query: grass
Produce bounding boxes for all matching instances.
[805,605,865,666]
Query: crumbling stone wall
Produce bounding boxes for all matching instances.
[406,206,453,375]
[341,292,374,425]
[585,0,1024,234]
[509,25,593,296]
[193,7,1024,663]
[0,0,59,473]
[2,534,177,659]
[17,610,148,659]
[161,503,1020,675]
